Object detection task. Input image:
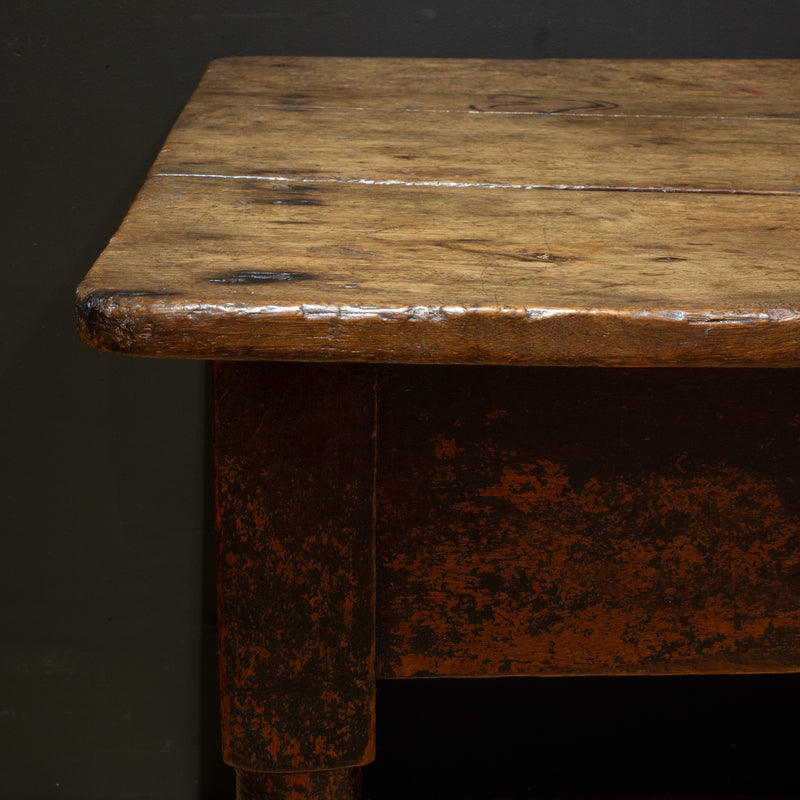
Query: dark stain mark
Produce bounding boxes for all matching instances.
[77,289,178,325]
[477,572,505,593]
[76,289,182,351]
[268,196,321,205]
[88,289,174,298]
[243,184,322,206]
[209,270,314,284]
[410,627,438,654]
[249,184,323,206]
[654,256,689,262]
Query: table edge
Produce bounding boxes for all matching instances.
[75,285,800,366]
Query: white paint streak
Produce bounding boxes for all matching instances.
[154,172,799,196]
[161,301,800,326]
[631,308,800,324]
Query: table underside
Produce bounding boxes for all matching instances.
[215,362,800,773]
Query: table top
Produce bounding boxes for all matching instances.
[76,57,800,365]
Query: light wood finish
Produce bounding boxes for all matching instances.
[77,57,800,365]
[174,57,800,118]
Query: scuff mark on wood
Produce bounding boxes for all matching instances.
[209,270,314,284]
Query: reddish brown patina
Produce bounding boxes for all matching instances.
[376,366,800,677]
[215,363,376,773]
[236,767,361,800]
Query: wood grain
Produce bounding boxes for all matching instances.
[78,175,800,365]
[184,57,800,119]
[376,366,800,677]
[77,57,800,363]
[215,362,376,771]
[156,107,800,193]
[155,58,800,193]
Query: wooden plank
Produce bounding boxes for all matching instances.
[77,175,800,365]
[76,57,800,364]
[155,107,800,194]
[154,58,800,193]
[376,366,800,678]
[187,57,800,119]
[215,362,376,771]
[156,95,800,195]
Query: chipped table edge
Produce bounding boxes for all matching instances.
[75,285,800,366]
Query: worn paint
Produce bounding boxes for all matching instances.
[215,362,376,772]
[236,766,361,800]
[376,366,800,677]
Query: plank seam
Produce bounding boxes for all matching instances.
[190,104,800,121]
[153,172,800,196]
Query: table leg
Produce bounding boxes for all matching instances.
[214,362,376,789]
[236,767,362,800]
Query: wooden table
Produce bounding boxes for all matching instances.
[77,58,800,799]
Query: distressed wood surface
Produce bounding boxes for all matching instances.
[76,57,800,365]
[376,366,800,677]
[215,362,376,771]
[185,57,800,118]
[77,177,800,365]
[157,103,800,193]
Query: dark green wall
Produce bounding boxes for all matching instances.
[2,2,800,798]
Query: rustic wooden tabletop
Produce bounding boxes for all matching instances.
[77,58,800,366]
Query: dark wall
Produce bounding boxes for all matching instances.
[2,2,799,798]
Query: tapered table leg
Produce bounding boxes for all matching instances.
[236,767,362,800]
[214,362,376,793]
